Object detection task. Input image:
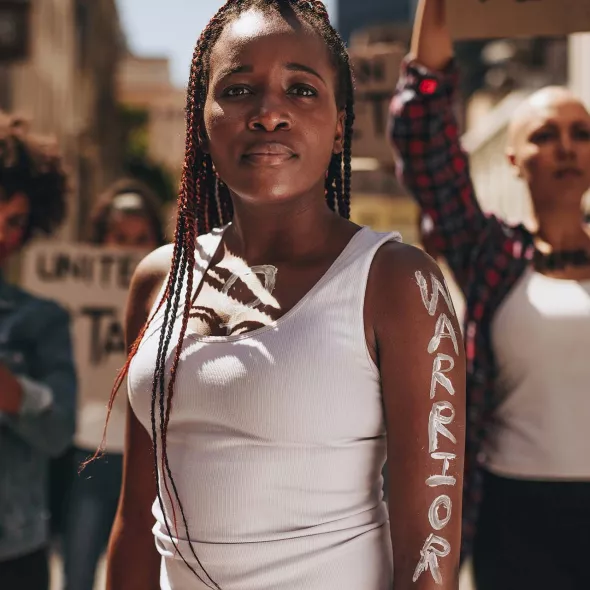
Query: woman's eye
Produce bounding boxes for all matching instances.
[289,85,317,98]
[224,86,251,97]
[573,127,590,141]
[530,130,555,144]
[6,215,27,231]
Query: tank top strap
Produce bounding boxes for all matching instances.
[193,225,227,272]
[301,227,402,375]
[325,227,402,279]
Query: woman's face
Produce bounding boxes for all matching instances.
[507,88,590,208]
[0,191,30,263]
[103,212,159,250]
[204,8,344,206]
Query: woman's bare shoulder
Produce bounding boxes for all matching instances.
[370,241,444,300]
[126,244,174,342]
[133,244,174,289]
[366,240,456,335]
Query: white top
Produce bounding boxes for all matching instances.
[487,268,590,480]
[128,226,400,590]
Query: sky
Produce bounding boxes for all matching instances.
[116,0,336,88]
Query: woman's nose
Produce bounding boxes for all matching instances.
[247,97,292,132]
[556,132,576,159]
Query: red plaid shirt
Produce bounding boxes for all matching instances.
[388,58,536,560]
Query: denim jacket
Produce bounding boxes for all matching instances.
[0,274,77,561]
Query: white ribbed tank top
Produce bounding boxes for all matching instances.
[487,268,590,479]
[128,226,400,590]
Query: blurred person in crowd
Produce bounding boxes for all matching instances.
[88,178,166,248]
[104,2,466,590]
[0,112,76,590]
[58,178,165,590]
[390,1,590,589]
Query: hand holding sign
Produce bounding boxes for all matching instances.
[411,0,454,72]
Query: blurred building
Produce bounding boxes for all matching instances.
[117,56,186,179]
[116,55,187,239]
[0,0,125,240]
[569,33,590,107]
[338,3,416,245]
[336,0,417,44]
[335,1,427,248]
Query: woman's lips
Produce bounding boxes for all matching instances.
[242,142,297,166]
[242,153,296,165]
[554,167,583,179]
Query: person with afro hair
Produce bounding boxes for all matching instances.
[0,111,76,590]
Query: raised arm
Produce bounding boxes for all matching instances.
[389,0,495,291]
[107,245,172,590]
[369,243,466,590]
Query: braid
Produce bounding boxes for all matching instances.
[325,157,338,212]
[298,0,355,220]
[340,96,355,220]
[94,1,356,587]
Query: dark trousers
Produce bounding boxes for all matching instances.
[0,548,49,590]
[62,449,123,590]
[472,470,590,590]
[49,447,76,537]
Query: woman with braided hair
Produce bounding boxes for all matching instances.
[106,2,465,589]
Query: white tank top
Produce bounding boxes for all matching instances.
[128,226,400,590]
[487,268,590,480]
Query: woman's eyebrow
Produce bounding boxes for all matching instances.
[217,64,253,80]
[216,62,325,83]
[530,121,556,132]
[285,62,325,83]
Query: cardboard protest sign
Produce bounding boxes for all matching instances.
[448,0,590,40]
[349,43,405,162]
[21,242,145,450]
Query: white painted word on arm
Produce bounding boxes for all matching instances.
[413,272,460,586]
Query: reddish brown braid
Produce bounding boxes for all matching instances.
[95,1,356,587]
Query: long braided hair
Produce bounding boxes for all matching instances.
[104,1,355,586]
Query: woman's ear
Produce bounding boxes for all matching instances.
[332,109,346,155]
[505,147,523,179]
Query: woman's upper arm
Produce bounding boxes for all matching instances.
[370,243,466,590]
[107,246,171,590]
[119,244,172,516]
[108,406,159,590]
